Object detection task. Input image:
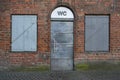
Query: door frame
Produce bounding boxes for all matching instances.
[50,6,75,70]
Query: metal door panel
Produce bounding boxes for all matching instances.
[51,58,73,71]
[51,21,73,70]
[51,33,73,44]
[51,22,73,33]
[51,44,73,58]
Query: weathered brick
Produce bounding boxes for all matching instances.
[0,0,120,67]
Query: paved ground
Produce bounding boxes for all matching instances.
[0,71,120,80]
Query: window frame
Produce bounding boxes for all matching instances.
[11,14,38,52]
[84,15,110,52]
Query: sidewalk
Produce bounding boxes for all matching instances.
[0,71,120,80]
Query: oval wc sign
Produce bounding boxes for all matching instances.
[51,7,74,19]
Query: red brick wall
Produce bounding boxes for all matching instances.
[0,0,120,67]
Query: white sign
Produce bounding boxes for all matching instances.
[51,7,74,19]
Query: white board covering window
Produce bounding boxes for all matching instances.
[11,15,37,51]
[85,15,109,52]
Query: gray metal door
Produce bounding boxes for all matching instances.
[51,21,73,70]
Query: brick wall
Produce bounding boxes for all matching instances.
[0,0,120,67]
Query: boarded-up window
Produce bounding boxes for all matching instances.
[11,15,37,51]
[85,15,109,52]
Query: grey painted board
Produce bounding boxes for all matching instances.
[12,15,37,51]
[51,21,73,70]
[12,16,24,51]
[85,16,109,51]
[23,16,37,51]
